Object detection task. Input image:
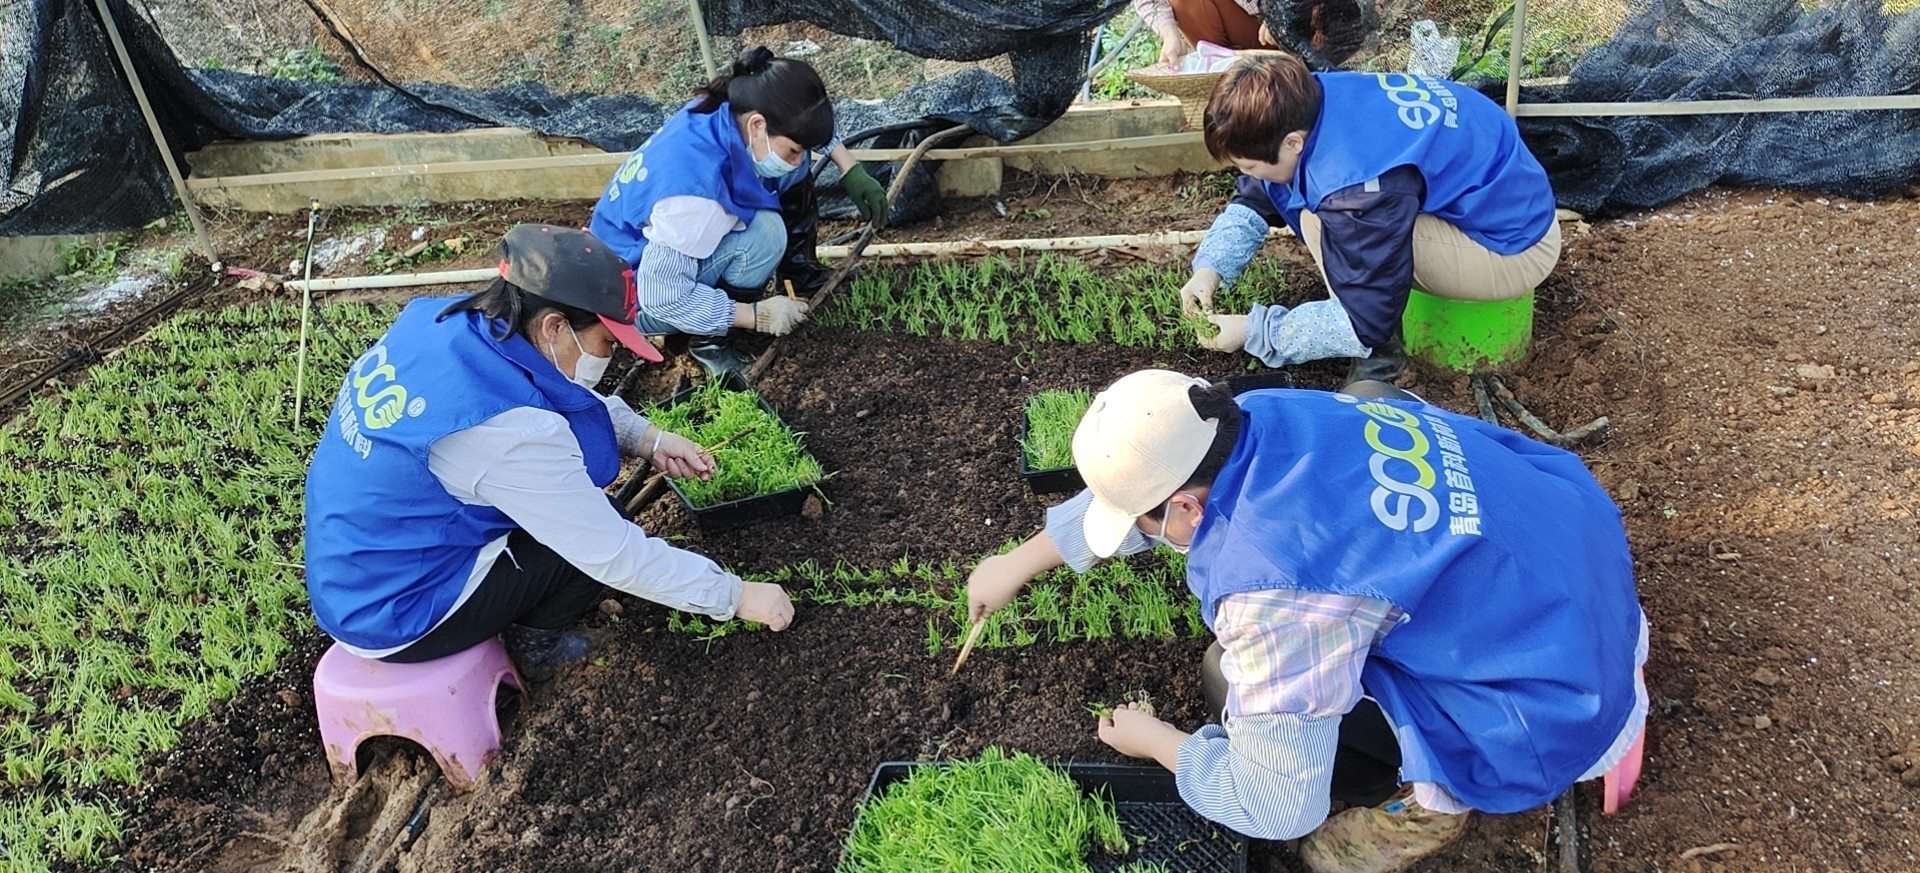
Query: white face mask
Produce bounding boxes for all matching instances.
[1145,494,1194,554]
[752,123,801,179]
[545,321,609,390]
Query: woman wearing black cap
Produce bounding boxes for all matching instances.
[303,224,796,680]
[590,46,889,375]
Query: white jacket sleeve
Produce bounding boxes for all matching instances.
[428,407,743,618]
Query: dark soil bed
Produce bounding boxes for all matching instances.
[111,186,1920,873]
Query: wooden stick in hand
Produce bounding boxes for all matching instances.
[623,425,759,515]
[950,618,987,676]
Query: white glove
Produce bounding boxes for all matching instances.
[1180,270,1220,316]
[1198,314,1248,353]
[736,581,794,631]
[752,297,811,336]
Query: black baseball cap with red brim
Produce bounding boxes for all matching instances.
[497,224,663,363]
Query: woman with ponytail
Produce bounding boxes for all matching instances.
[589,47,889,375]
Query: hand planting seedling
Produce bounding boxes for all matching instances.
[1087,690,1157,721]
[643,379,824,509]
[1022,389,1092,472]
[840,747,1129,872]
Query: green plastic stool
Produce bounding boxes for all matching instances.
[1400,286,1534,373]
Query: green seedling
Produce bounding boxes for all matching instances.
[840,747,1129,873]
[1022,389,1092,471]
[1086,690,1157,721]
[0,300,394,864]
[642,380,825,508]
[820,253,1295,351]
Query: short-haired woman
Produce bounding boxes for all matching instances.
[1181,54,1562,382]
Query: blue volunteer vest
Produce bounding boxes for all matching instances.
[1185,389,1640,812]
[1261,72,1556,255]
[588,101,784,267]
[303,298,621,651]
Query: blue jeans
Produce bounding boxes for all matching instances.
[631,209,787,335]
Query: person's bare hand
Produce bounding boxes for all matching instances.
[1156,24,1189,68]
[1097,702,1177,759]
[965,554,1031,623]
[736,582,795,631]
[649,429,715,480]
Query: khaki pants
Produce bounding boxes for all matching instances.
[1298,211,1562,302]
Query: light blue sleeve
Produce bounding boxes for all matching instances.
[1193,204,1271,288]
[1242,300,1372,367]
[1176,714,1341,840]
[1041,489,1151,573]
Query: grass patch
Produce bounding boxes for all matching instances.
[1022,389,1092,471]
[0,301,393,869]
[840,747,1129,873]
[641,380,824,508]
[821,254,1289,351]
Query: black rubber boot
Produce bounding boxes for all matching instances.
[688,338,753,377]
[776,170,832,297]
[502,624,590,682]
[1344,334,1408,386]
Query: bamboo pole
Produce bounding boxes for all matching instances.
[92,0,218,265]
[293,200,320,424]
[1505,0,1528,116]
[1513,93,1920,117]
[287,209,1591,293]
[686,0,718,80]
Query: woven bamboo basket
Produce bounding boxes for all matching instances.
[1125,50,1291,130]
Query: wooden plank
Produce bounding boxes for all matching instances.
[1514,94,1920,117]
[185,132,1209,191]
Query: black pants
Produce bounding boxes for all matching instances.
[384,529,607,663]
[1202,640,1404,808]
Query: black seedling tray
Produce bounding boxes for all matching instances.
[1017,414,1086,495]
[852,761,1248,873]
[663,373,816,531]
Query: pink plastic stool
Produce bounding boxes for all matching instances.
[1602,667,1649,814]
[312,638,523,792]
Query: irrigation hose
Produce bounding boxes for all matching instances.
[1086,15,1148,81]
[0,274,215,413]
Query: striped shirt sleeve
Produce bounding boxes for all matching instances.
[1041,488,1153,572]
[1175,589,1402,838]
[1131,0,1178,31]
[633,241,736,336]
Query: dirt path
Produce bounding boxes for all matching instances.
[110,187,1920,873]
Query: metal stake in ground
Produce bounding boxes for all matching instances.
[293,200,321,424]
